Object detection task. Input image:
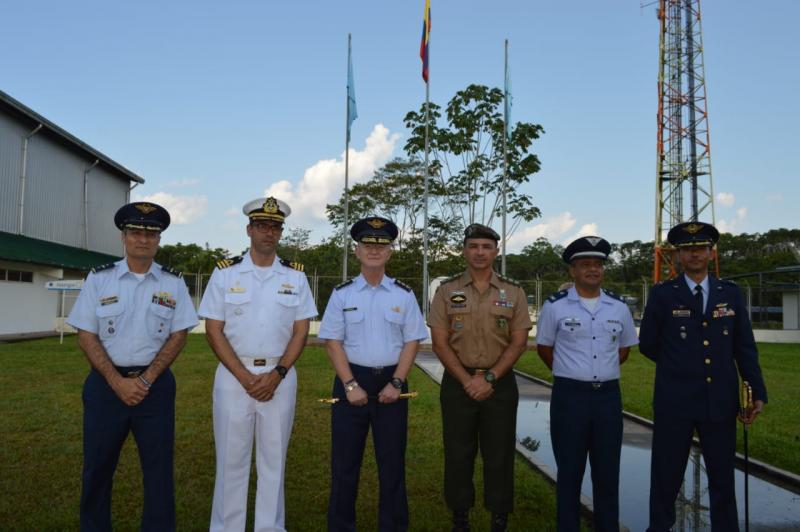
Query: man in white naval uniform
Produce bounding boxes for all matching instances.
[199,196,317,532]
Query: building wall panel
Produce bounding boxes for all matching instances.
[0,115,25,233]
[87,165,127,255]
[23,133,90,247]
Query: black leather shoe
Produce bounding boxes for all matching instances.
[452,509,470,532]
[491,512,508,532]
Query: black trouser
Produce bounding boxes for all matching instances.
[328,364,409,532]
[81,367,176,532]
[648,412,738,532]
[440,370,519,514]
[550,377,622,532]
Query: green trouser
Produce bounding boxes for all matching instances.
[440,370,519,514]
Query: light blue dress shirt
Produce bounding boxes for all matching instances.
[67,259,199,366]
[683,273,710,313]
[318,274,429,367]
[536,287,638,382]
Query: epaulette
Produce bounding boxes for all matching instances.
[546,290,569,304]
[280,258,304,272]
[439,273,463,285]
[497,273,521,287]
[719,278,738,287]
[216,256,243,270]
[91,262,115,274]
[602,288,624,302]
[161,265,183,278]
[334,279,354,291]
[394,279,412,292]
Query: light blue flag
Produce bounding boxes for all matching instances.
[347,42,358,143]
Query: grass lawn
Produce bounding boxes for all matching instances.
[515,343,800,475]
[0,335,567,531]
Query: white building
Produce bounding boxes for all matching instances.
[0,90,144,338]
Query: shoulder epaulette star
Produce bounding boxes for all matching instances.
[394,279,412,292]
[280,259,304,272]
[497,273,521,287]
[161,265,183,278]
[216,256,243,270]
[602,288,624,302]
[334,279,354,291]
[91,262,115,274]
[546,290,569,304]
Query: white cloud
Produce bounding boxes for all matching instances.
[505,212,577,253]
[563,223,600,245]
[717,206,748,234]
[225,206,239,217]
[715,192,735,207]
[132,191,207,225]
[165,177,201,188]
[264,124,400,226]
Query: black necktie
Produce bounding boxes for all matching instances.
[694,285,704,314]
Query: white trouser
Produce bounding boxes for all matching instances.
[209,362,297,532]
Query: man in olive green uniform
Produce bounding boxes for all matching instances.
[429,224,532,532]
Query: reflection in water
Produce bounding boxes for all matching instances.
[415,354,800,531]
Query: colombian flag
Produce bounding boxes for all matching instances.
[420,0,431,82]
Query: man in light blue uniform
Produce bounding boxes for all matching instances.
[536,236,637,532]
[319,216,428,532]
[67,202,198,531]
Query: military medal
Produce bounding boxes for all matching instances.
[453,315,464,330]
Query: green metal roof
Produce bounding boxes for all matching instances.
[0,231,120,271]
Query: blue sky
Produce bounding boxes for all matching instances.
[2,0,798,255]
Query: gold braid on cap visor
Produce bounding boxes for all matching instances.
[676,240,714,248]
[248,212,286,222]
[124,223,162,231]
[360,236,392,244]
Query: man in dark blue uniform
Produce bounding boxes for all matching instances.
[67,202,198,531]
[639,221,767,532]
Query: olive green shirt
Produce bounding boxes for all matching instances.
[428,271,532,368]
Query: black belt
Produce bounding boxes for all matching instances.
[554,376,619,391]
[114,365,149,378]
[351,363,396,375]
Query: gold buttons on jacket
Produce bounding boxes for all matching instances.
[703,340,709,346]
[705,358,711,365]
[706,377,712,383]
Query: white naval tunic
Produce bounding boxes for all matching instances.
[198,252,317,532]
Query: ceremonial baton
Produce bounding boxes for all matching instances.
[318,391,419,404]
[739,380,753,532]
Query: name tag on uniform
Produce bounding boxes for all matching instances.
[100,295,118,306]
[228,286,246,293]
[391,306,402,313]
[672,309,692,317]
[343,307,358,312]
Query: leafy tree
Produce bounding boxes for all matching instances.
[403,84,544,238]
[156,242,229,275]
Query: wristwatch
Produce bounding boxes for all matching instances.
[344,379,360,393]
[484,371,497,386]
[274,365,288,379]
[391,377,404,390]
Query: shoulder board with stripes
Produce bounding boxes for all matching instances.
[280,259,304,272]
[216,256,243,270]
[334,279,354,291]
[547,290,569,303]
[161,265,183,278]
[91,262,115,274]
[440,272,463,285]
[394,279,412,292]
[497,274,521,287]
[602,288,623,302]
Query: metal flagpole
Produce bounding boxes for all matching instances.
[501,38,509,275]
[423,79,430,320]
[342,33,352,282]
